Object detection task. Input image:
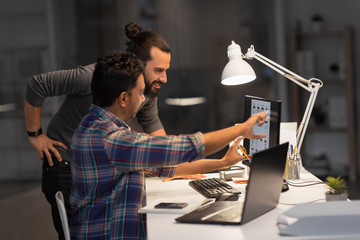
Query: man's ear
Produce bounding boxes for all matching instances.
[118,91,128,108]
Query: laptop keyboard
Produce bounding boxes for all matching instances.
[188,178,241,198]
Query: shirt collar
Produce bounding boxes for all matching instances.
[89,104,130,129]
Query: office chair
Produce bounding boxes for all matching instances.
[55,191,71,240]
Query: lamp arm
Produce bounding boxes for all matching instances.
[245,46,312,92]
[244,45,323,158]
[296,85,320,155]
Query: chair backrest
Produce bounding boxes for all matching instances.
[55,191,71,240]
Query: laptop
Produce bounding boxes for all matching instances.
[176,142,289,225]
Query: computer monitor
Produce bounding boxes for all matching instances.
[243,95,281,157]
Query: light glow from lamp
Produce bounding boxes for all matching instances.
[221,41,256,86]
[0,103,16,112]
[165,97,206,106]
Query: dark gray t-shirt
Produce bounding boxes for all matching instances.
[26,64,163,161]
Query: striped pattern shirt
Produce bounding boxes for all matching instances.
[70,104,205,239]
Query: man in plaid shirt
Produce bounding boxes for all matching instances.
[70,51,266,239]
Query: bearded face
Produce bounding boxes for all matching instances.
[143,47,171,98]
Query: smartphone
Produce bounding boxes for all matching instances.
[154,202,188,209]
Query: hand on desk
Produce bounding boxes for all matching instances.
[163,174,206,182]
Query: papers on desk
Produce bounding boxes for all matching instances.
[277,200,360,237]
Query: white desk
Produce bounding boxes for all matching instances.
[143,168,356,240]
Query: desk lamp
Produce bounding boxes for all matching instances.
[221,41,323,159]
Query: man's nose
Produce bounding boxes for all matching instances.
[159,72,167,83]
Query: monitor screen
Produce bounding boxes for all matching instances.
[243,95,281,156]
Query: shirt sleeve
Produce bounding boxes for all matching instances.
[26,64,95,107]
[104,130,205,174]
[135,97,164,134]
[144,166,178,178]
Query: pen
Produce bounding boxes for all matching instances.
[291,146,297,159]
[238,145,250,160]
[233,179,248,184]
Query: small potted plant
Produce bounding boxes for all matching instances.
[325,176,348,201]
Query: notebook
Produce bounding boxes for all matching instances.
[176,142,289,225]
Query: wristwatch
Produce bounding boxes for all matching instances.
[27,127,43,137]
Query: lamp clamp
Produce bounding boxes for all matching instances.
[244,45,256,60]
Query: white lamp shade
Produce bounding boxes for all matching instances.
[221,41,256,86]
[221,58,256,86]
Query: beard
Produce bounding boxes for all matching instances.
[144,80,163,98]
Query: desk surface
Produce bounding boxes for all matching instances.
[143,168,356,240]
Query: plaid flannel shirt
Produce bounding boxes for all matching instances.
[70,104,205,239]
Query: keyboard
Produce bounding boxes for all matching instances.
[188,178,241,198]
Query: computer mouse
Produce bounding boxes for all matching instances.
[282,180,289,192]
[215,192,239,201]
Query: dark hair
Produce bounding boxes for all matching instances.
[91,51,144,108]
[125,22,170,64]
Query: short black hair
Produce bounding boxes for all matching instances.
[125,22,170,64]
[91,51,144,108]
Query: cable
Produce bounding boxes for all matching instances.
[279,198,325,206]
[279,179,327,205]
[284,179,325,187]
